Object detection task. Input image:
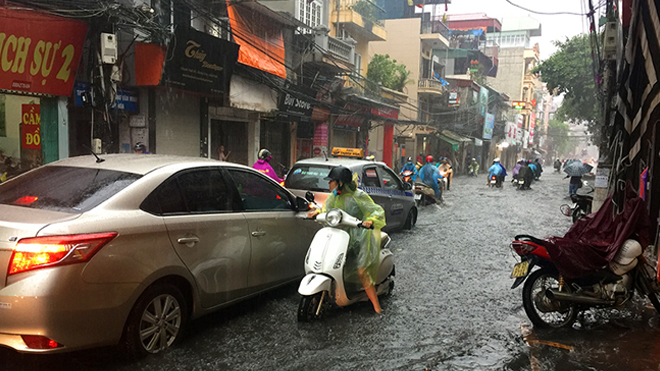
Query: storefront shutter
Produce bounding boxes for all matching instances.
[40,98,59,164]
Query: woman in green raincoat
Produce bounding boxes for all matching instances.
[307,166,386,313]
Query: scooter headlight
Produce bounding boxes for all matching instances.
[326,209,343,227]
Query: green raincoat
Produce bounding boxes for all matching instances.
[322,183,386,286]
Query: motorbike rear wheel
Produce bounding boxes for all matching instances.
[298,292,325,322]
[522,268,578,329]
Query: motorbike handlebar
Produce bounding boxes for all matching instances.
[358,222,375,229]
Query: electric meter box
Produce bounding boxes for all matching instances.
[101,33,118,64]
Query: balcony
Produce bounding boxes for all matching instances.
[305,27,355,71]
[418,78,446,96]
[421,20,450,49]
[332,0,387,42]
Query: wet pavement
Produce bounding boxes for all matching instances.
[4,170,660,370]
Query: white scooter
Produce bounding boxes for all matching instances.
[298,208,395,321]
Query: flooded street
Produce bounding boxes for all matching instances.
[4,171,660,371]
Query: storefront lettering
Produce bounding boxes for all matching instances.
[21,104,41,150]
[0,33,77,86]
[284,93,311,111]
[185,40,207,62]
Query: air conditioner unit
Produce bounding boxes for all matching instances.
[101,33,118,64]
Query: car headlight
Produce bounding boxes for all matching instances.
[326,209,343,227]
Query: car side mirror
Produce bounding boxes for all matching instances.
[297,196,310,211]
[305,190,315,202]
[403,182,412,190]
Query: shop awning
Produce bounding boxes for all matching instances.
[438,135,460,151]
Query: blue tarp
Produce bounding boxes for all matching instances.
[448,28,485,37]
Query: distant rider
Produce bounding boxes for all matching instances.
[420,155,443,199]
[400,157,418,182]
[468,158,479,176]
[253,149,283,183]
[487,158,507,185]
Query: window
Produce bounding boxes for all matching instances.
[298,0,322,33]
[141,168,235,215]
[378,166,403,191]
[362,167,381,188]
[227,169,293,211]
[0,166,141,213]
[285,165,333,192]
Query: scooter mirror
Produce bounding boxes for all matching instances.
[305,190,315,202]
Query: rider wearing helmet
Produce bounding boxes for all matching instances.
[133,142,150,154]
[400,157,418,182]
[307,166,386,313]
[419,155,443,199]
[253,148,283,183]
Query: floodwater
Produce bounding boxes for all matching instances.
[4,170,660,371]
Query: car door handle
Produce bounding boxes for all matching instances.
[177,236,200,244]
[251,230,266,237]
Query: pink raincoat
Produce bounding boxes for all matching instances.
[253,159,283,183]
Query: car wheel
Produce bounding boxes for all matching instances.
[122,283,188,359]
[404,208,416,230]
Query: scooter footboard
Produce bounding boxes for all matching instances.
[298,273,332,296]
[377,250,395,284]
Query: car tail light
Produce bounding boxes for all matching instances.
[8,232,118,275]
[21,335,61,349]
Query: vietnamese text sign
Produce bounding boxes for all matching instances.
[21,104,40,149]
[0,7,88,96]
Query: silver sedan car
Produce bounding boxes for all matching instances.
[0,154,316,356]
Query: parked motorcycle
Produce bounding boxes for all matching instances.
[414,182,440,205]
[560,184,594,222]
[298,208,395,321]
[510,235,660,328]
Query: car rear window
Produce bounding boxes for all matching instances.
[285,165,333,192]
[0,166,141,213]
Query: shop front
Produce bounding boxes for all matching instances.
[0,6,87,170]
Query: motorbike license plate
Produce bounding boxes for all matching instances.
[414,194,422,200]
[511,261,529,278]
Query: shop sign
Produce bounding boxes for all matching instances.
[21,104,40,150]
[335,102,366,131]
[279,90,314,119]
[371,106,398,120]
[512,101,526,110]
[479,87,488,116]
[73,82,139,112]
[529,112,536,144]
[162,26,239,95]
[483,112,494,140]
[313,124,328,157]
[0,7,88,96]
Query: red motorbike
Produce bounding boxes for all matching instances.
[510,235,660,328]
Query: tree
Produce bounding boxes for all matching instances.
[533,34,601,144]
[546,120,573,158]
[366,54,412,92]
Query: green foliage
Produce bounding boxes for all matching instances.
[533,34,601,144]
[351,0,379,24]
[366,54,412,92]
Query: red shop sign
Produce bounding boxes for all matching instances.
[0,7,88,96]
[21,104,41,150]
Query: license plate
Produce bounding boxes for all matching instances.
[511,261,530,278]
[414,194,422,200]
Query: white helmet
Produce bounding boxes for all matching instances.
[493,158,500,163]
[609,258,638,276]
[612,239,642,265]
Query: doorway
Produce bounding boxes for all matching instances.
[211,119,248,165]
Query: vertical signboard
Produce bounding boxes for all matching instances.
[529,112,536,145]
[483,112,495,140]
[21,104,41,149]
[313,124,328,157]
[479,87,489,116]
